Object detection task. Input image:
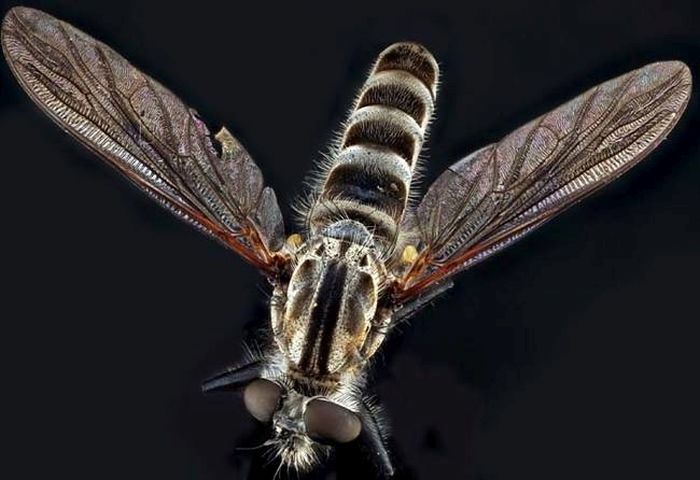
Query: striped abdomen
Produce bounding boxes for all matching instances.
[310,42,439,248]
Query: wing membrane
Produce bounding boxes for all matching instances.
[396,61,691,300]
[1,7,285,273]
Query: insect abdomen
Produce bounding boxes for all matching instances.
[311,43,439,245]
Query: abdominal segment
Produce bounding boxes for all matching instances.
[310,43,439,250]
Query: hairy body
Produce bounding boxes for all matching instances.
[2,6,691,476]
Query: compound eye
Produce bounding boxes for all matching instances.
[243,379,283,423]
[304,399,362,444]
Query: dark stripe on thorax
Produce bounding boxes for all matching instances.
[298,260,347,373]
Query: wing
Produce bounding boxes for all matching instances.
[1,7,286,274]
[394,60,692,301]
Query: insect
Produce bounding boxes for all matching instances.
[2,5,692,477]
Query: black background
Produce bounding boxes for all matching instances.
[1,0,699,479]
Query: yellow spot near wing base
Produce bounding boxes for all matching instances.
[287,233,303,249]
[401,245,419,265]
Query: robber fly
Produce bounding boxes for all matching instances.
[2,6,692,477]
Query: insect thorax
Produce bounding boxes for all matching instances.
[271,220,389,388]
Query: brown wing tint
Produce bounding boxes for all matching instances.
[395,61,692,301]
[1,7,286,274]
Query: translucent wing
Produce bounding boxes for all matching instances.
[1,7,286,274]
[394,61,692,301]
